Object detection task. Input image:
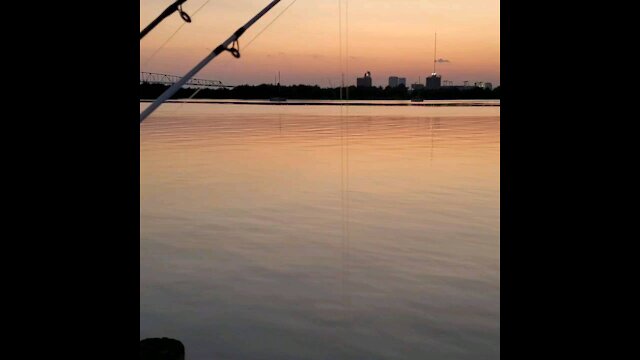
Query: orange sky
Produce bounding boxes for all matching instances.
[140,0,500,87]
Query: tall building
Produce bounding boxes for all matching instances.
[357,71,372,87]
[398,78,407,87]
[426,73,441,90]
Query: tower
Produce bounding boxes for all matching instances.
[426,32,441,90]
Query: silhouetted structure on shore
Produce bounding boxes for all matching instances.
[140,82,500,100]
[356,71,372,88]
[426,73,442,89]
[389,76,407,88]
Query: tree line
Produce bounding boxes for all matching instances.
[140,83,500,100]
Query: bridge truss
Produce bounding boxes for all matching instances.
[140,72,234,89]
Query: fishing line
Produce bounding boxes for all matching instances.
[243,0,300,51]
[141,0,283,123]
[165,87,205,115]
[339,0,343,101]
[345,0,349,102]
[340,103,347,320]
[142,0,212,67]
[143,0,296,120]
[337,0,353,337]
[207,0,299,69]
[345,0,353,327]
[211,0,298,74]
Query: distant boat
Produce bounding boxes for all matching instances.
[270,71,287,102]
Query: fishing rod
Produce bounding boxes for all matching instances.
[140,0,282,123]
[140,0,192,40]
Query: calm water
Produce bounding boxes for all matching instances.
[140,102,500,360]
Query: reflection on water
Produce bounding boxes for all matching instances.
[141,103,500,360]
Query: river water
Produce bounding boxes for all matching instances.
[140,102,500,360]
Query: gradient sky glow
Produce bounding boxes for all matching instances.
[140,0,500,87]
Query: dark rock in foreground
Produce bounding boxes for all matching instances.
[140,338,185,360]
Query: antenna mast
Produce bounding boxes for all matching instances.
[433,32,437,74]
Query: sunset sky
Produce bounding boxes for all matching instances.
[140,0,500,87]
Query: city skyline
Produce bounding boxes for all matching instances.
[140,0,500,87]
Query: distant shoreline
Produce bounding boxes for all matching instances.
[139,99,500,107]
[139,83,500,102]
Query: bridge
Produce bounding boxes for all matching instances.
[140,72,234,89]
